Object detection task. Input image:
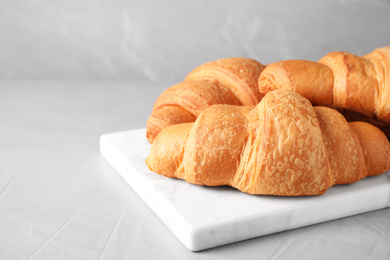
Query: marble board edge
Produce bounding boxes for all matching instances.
[99,128,390,251]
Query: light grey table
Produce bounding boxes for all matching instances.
[1,81,389,260]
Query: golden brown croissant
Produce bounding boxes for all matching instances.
[257,47,390,137]
[146,57,265,143]
[146,89,390,196]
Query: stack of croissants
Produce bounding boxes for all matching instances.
[145,46,390,196]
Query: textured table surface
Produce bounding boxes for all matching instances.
[1,81,389,259]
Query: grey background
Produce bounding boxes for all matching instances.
[1,0,390,83]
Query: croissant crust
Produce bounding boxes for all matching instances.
[258,47,390,136]
[146,57,265,143]
[146,90,390,196]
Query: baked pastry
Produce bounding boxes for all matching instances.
[146,90,390,196]
[146,57,265,143]
[258,47,390,137]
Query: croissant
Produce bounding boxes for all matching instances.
[146,57,265,143]
[258,46,390,137]
[146,89,390,196]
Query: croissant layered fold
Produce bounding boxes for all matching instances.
[146,57,266,143]
[258,47,390,136]
[146,90,390,196]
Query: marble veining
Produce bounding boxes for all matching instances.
[100,128,390,251]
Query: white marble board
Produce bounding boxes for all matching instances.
[99,128,390,251]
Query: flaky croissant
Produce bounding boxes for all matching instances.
[258,47,390,137]
[146,57,265,143]
[146,89,390,196]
